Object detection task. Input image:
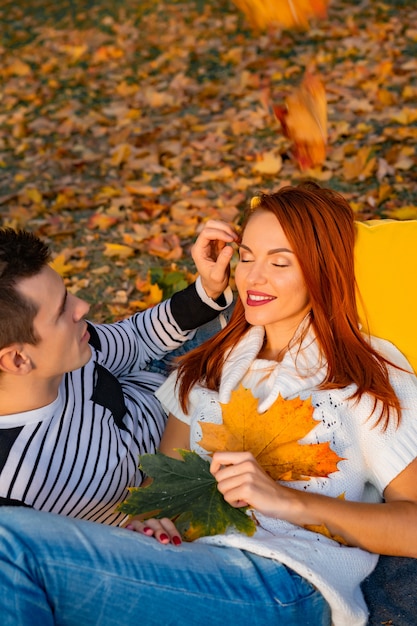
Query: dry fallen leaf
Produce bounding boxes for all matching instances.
[342,146,376,181]
[304,494,348,544]
[103,242,135,259]
[252,150,283,175]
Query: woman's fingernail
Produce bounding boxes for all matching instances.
[172,536,182,546]
[143,526,153,534]
[159,533,169,542]
[125,524,134,530]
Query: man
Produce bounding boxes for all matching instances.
[0,222,236,525]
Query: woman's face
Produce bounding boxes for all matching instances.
[235,210,311,352]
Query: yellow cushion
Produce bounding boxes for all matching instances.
[355,219,417,373]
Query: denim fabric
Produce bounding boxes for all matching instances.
[362,555,417,625]
[0,507,331,626]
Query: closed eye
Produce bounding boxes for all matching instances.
[56,289,68,319]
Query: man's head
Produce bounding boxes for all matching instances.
[0,228,51,350]
[0,228,91,383]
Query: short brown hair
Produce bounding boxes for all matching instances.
[0,228,51,349]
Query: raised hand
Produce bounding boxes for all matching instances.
[191,219,238,300]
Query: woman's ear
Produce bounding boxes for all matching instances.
[0,345,33,375]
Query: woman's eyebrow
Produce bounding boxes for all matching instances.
[239,243,294,255]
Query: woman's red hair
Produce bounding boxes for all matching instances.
[176,183,401,429]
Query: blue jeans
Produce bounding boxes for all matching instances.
[0,507,331,626]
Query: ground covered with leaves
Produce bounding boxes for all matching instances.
[1,0,416,321]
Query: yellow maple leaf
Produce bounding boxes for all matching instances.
[199,385,342,482]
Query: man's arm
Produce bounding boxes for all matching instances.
[90,220,237,370]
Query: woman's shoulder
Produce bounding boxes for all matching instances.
[367,334,415,372]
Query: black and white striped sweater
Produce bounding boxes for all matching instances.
[0,280,230,525]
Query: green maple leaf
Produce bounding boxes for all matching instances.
[117,449,256,541]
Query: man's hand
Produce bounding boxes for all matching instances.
[191,220,238,300]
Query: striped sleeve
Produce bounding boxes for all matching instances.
[91,281,233,375]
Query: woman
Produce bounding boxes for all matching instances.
[1,183,416,626]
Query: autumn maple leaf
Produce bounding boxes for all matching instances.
[117,450,257,541]
[273,72,327,171]
[198,385,342,482]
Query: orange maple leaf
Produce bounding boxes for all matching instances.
[273,73,327,171]
[199,385,342,481]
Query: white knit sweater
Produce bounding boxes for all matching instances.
[156,325,417,626]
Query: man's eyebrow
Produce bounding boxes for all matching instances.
[239,243,294,254]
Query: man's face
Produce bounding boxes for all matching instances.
[17,265,92,380]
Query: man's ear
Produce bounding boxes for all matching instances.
[0,345,33,375]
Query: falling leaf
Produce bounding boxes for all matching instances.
[117,450,257,541]
[231,0,329,31]
[273,73,327,170]
[199,385,342,482]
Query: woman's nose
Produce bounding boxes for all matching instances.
[247,263,267,285]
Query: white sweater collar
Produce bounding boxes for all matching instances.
[218,323,327,413]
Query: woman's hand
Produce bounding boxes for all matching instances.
[210,451,293,518]
[123,515,182,546]
[191,219,238,300]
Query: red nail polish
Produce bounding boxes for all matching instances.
[159,533,169,542]
[125,524,134,531]
[172,536,182,546]
[143,526,152,534]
